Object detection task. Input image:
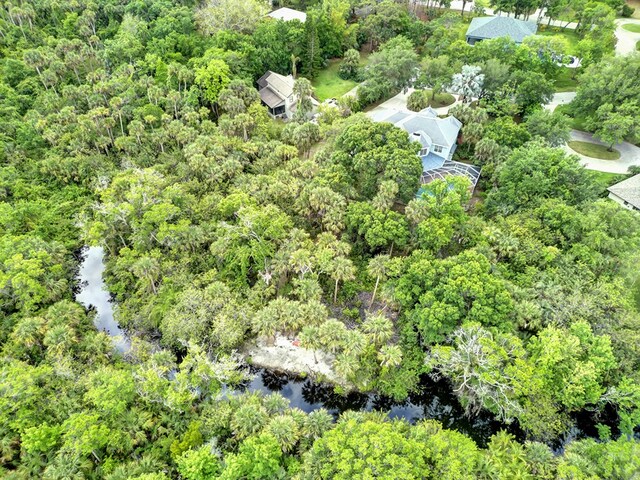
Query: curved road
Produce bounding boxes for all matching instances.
[565,130,640,174]
[615,18,640,55]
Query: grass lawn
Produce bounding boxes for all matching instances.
[553,68,579,92]
[590,170,627,195]
[555,104,590,131]
[422,90,456,108]
[312,60,357,101]
[568,140,621,160]
[622,22,640,32]
[312,53,370,101]
[637,39,640,50]
[537,26,581,55]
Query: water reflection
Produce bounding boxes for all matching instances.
[75,246,130,353]
[246,368,525,447]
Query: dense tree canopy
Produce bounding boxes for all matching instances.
[1,0,639,477]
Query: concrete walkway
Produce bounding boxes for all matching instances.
[565,130,640,173]
[615,19,640,55]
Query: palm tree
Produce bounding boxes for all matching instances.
[342,330,366,358]
[329,256,355,303]
[263,392,290,415]
[299,325,322,363]
[318,319,347,354]
[367,254,391,310]
[252,308,280,346]
[293,276,323,302]
[132,256,160,294]
[362,314,393,346]
[231,404,269,439]
[378,345,403,369]
[303,409,333,440]
[334,352,359,379]
[266,415,300,452]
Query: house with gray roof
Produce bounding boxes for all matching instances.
[608,174,640,211]
[370,107,481,190]
[257,71,297,119]
[466,16,537,45]
[257,70,318,120]
[267,7,307,22]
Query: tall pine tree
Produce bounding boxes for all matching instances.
[303,13,323,79]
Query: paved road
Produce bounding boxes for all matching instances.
[565,130,640,173]
[614,19,640,55]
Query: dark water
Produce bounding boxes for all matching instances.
[75,246,131,353]
[245,368,624,450]
[245,368,525,447]
[75,248,624,450]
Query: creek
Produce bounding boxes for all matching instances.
[76,246,131,353]
[75,246,617,449]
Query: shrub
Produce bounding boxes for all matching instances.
[407,90,430,111]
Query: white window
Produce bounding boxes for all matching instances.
[419,148,428,156]
[433,145,443,153]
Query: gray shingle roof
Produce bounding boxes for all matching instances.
[257,71,296,108]
[466,16,537,43]
[259,87,285,108]
[608,174,640,209]
[373,108,462,148]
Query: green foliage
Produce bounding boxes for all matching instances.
[485,142,598,214]
[176,445,222,480]
[170,422,204,459]
[219,433,284,479]
[330,115,422,203]
[194,58,232,107]
[358,36,419,106]
[1,0,640,476]
[394,249,514,344]
[301,419,430,479]
[338,48,361,80]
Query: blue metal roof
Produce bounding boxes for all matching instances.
[421,152,446,171]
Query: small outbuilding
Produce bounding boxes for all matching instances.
[607,174,640,211]
[465,16,537,45]
[267,7,307,22]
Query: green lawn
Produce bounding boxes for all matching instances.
[590,171,625,187]
[537,26,582,55]
[622,22,640,32]
[555,104,590,131]
[312,53,370,101]
[553,68,579,92]
[589,170,627,195]
[637,39,640,50]
[312,60,357,101]
[568,140,621,160]
[422,90,456,108]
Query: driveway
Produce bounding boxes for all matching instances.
[545,91,577,112]
[565,130,640,173]
[365,88,463,120]
[614,19,640,55]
